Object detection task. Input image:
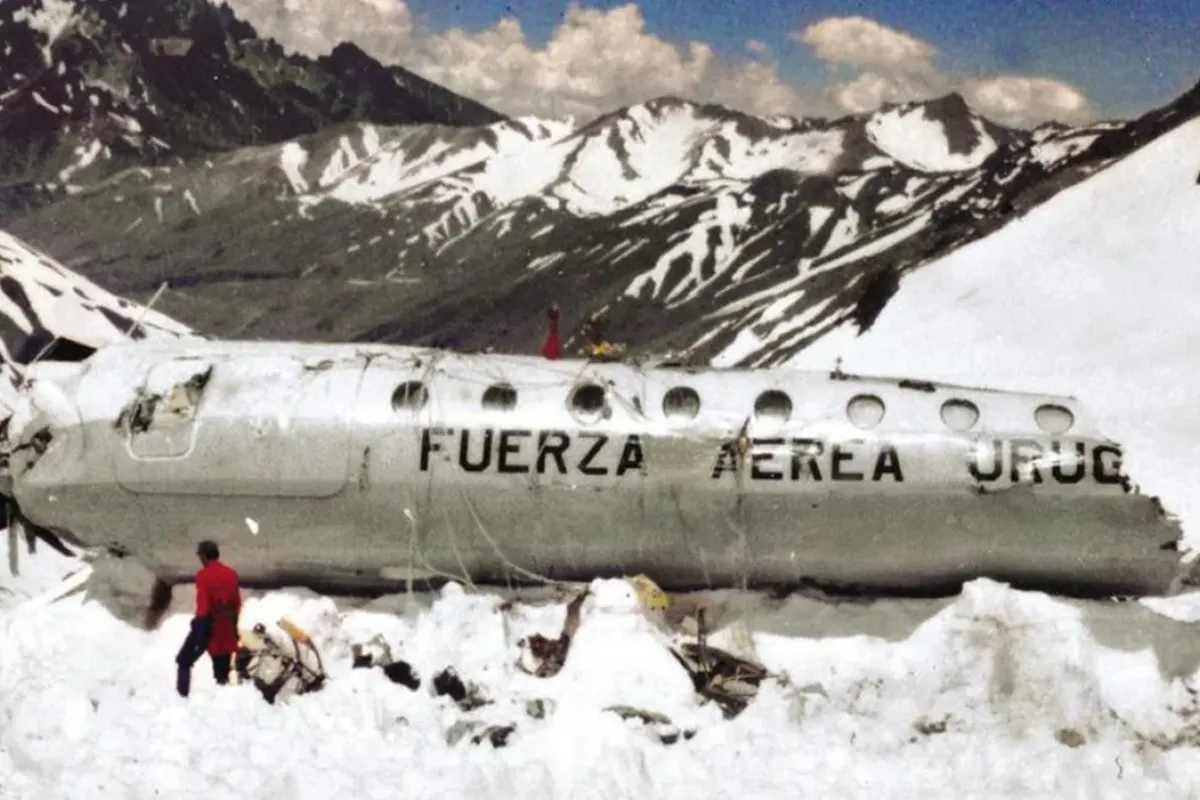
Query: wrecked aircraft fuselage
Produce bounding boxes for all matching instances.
[0,339,1192,599]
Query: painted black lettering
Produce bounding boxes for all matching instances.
[578,433,609,476]
[536,431,570,475]
[497,429,531,474]
[1093,444,1123,485]
[711,442,740,478]
[969,439,1002,481]
[459,429,493,472]
[831,441,864,481]
[750,438,784,480]
[872,444,903,481]
[1050,441,1086,484]
[790,438,823,481]
[1009,439,1045,484]
[419,427,450,472]
[615,435,645,476]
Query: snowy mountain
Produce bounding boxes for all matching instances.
[1,0,1196,366]
[0,0,502,210]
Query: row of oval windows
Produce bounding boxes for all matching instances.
[391,380,1077,436]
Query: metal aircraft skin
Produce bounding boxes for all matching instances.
[0,338,1191,599]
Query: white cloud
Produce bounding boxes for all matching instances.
[963,76,1093,127]
[221,0,1095,128]
[792,15,1094,127]
[793,16,936,73]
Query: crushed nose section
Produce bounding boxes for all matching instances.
[1,361,89,577]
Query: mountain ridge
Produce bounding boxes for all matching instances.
[0,0,1196,372]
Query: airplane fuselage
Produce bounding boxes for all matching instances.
[3,339,1188,597]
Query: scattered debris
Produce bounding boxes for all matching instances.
[517,587,590,678]
[912,716,950,738]
[525,698,555,719]
[235,618,327,704]
[669,608,771,719]
[1056,727,1087,748]
[350,634,420,690]
[605,705,696,745]
[433,667,490,710]
[445,720,516,748]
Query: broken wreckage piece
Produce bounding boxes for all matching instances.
[235,618,327,704]
[350,635,491,710]
[668,607,770,719]
[516,586,591,678]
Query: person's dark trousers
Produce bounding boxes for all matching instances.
[176,616,211,697]
[211,653,232,685]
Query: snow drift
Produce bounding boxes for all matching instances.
[3,538,1200,798]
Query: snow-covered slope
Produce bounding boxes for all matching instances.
[792,116,1200,548]
[4,537,1200,798]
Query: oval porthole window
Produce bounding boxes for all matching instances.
[1035,403,1075,435]
[662,386,701,422]
[940,398,980,432]
[482,383,518,412]
[392,380,429,412]
[846,393,885,430]
[754,390,792,423]
[569,382,608,422]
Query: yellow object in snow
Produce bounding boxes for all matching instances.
[628,573,671,610]
[278,617,312,644]
[586,341,627,359]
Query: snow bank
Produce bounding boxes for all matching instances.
[3,538,1200,798]
[793,117,1200,549]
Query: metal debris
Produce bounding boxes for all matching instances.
[605,705,696,745]
[669,607,771,719]
[517,587,590,678]
[235,618,327,704]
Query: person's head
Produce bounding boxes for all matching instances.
[197,539,220,565]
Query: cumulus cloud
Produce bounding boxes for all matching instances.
[963,76,1093,127]
[791,15,1094,127]
[222,0,1094,128]
[793,16,936,73]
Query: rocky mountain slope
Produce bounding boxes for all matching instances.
[0,0,1197,368]
[0,0,502,208]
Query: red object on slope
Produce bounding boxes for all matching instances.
[194,560,242,655]
[541,304,562,360]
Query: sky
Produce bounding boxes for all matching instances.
[226,0,1198,127]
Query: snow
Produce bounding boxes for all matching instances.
[791,117,1200,550]
[690,128,846,182]
[552,104,715,216]
[279,142,310,194]
[625,192,751,305]
[5,536,1200,797]
[867,106,998,172]
[0,231,197,364]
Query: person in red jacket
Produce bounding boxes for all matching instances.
[175,540,242,697]
[540,304,562,360]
